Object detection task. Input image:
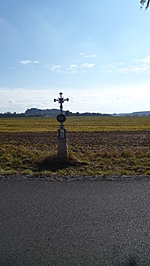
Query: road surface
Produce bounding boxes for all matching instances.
[0,177,150,265]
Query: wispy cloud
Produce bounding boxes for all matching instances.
[101,63,116,73]
[50,65,61,71]
[80,53,96,58]
[84,54,96,58]
[45,61,95,74]
[1,85,150,114]
[143,56,150,63]
[33,60,41,64]
[19,60,32,65]
[70,64,78,68]
[101,57,150,74]
[134,56,150,63]
[81,63,95,68]
[79,53,85,56]
[18,52,96,74]
[119,65,150,74]
[19,60,41,66]
[119,56,150,73]
[9,99,16,104]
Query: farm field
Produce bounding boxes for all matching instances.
[0,116,150,132]
[0,116,150,177]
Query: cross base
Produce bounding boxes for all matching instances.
[57,138,68,160]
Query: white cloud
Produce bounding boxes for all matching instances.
[116,62,124,66]
[119,65,150,74]
[81,63,95,68]
[100,63,119,73]
[19,60,41,65]
[84,54,96,58]
[143,56,150,63]
[101,57,150,74]
[80,53,96,58]
[19,60,32,65]
[9,99,16,104]
[33,61,41,64]
[79,53,85,56]
[107,70,113,73]
[1,85,150,114]
[70,64,78,68]
[135,56,150,63]
[0,88,54,113]
[45,61,96,74]
[50,65,61,71]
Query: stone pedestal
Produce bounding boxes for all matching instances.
[58,138,68,160]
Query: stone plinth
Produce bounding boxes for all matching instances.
[58,138,68,159]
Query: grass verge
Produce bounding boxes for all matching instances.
[0,131,150,177]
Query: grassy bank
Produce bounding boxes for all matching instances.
[0,117,150,177]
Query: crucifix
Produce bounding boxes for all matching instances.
[54,92,69,159]
[54,92,69,114]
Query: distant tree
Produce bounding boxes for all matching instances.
[140,0,150,9]
[75,112,80,116]
[65,110,73,116]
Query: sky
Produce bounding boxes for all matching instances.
[0,0,150,114]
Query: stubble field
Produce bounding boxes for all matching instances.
[0,116,150,177]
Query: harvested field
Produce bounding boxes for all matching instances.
[0,130,150,176]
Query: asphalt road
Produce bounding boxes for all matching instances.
[0,178,150,266]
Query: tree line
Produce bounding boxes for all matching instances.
[0,110,111,118]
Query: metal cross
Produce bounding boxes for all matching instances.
[54,92,69,114]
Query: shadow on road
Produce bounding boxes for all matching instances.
[119,257,137,266]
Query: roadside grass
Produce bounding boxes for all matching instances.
[0,132,150,177]
[0,117,150,177]
[71,148,150,176]
[0,144,86,176]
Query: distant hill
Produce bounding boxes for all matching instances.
[25,109,110,117]
[25,109,150,117]
[115,111,150,117]
[25,108,65,116]
[0,108,150,118]
[131,111,150,116]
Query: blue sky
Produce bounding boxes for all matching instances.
[0,0,150,113]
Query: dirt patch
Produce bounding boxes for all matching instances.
[1,130,150,147]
